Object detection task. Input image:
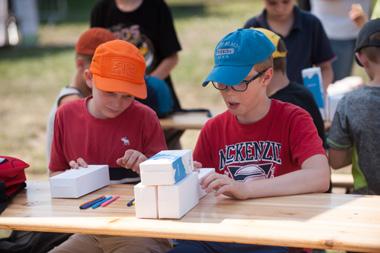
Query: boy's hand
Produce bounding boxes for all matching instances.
[193,161,202,170]
[116,149,147,174]
[69,157,88,169]
[201,172,248,200]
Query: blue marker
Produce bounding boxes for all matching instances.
[91,196,113,209]
[79,195,106,210]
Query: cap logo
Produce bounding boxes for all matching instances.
[216,48,235,56]
[111,59,136,77]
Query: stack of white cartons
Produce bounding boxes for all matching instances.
[134,149,214,219]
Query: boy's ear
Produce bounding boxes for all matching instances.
[84,69,93,89]
[261,67,273,85]
[355,52,368,67]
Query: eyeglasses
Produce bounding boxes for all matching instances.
[211,69,268,92]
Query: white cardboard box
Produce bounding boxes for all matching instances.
[50,165,110,198]
[140,150,193,186]
[134,183,158,219]
[302,67,325,119]
[197,168,214,199]
[158,172,199,219]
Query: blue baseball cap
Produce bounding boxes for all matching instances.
[202,28,275,86]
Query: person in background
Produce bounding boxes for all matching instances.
[90,0,183,149]
[310,0,376,81]
[244,0,335,91]
[328,19,380,195]
[46,27,115,161]
[256,27,326,148]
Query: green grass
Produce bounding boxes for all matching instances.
[0,0,379,178]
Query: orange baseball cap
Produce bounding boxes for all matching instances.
[75,27,116,56]
[90,40,147,99]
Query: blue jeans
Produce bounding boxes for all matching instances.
[330,39,356,82]
[167,240,288,253]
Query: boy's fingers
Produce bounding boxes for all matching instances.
[215,184,233,197]
[206,178,228,193]
[69,160,78,169]
[201,173,221,188]
[77,157,88,168]
[134,156,146,172]
[125,152,140,169]
[193,161,202,169]
[116,158,123,166]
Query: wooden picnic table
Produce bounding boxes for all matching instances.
[1,181,380,252]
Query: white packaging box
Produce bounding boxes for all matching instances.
[50,165,110,198]
[197,168,214,199]
[158,172,199,219]
[140,150,193,186]
[302,67,325,119]
[134,183,158,219]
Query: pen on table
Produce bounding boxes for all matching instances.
[91,196,113,209]
[79,195,105,210]
[127,198,135,207]
[101,195,120,207]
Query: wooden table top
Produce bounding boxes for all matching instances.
[1,181,380,252]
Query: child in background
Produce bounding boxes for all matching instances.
[90,0,183,149]
[244,0,334,90]
[328,19,380,195]
[46,28,115,161]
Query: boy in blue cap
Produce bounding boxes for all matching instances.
[167,28,329,253]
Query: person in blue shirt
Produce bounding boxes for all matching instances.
[244,0,335,91]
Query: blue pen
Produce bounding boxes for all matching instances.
[79,195,106,210]
[91,196,113,209]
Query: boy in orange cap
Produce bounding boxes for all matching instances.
[48,40,170,252]
[46,27,115,161]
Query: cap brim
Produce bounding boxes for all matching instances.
[202,65,253,87]
[93,75,147,99]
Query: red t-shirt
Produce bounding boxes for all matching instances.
[49,98,166,172]
[194,99,325,181]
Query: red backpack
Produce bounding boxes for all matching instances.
[0,156,29,213]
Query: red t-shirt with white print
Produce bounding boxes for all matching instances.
[194,99,325,181]
[49,97,166,172]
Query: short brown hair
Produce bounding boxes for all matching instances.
[273,39,287,73]
[254,56,273,73]
[360,32,380,64]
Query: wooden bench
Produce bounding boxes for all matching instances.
[331,173,354,192]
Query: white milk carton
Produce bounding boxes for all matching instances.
[197,168,214,199]
[134,183,158,219]
[326,76,363,121]
[157,172,199,219]
[50,165,110,198]
[302,67,325,119]
[139,150,193,186]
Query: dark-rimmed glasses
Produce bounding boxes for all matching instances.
[211,69,268,92]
